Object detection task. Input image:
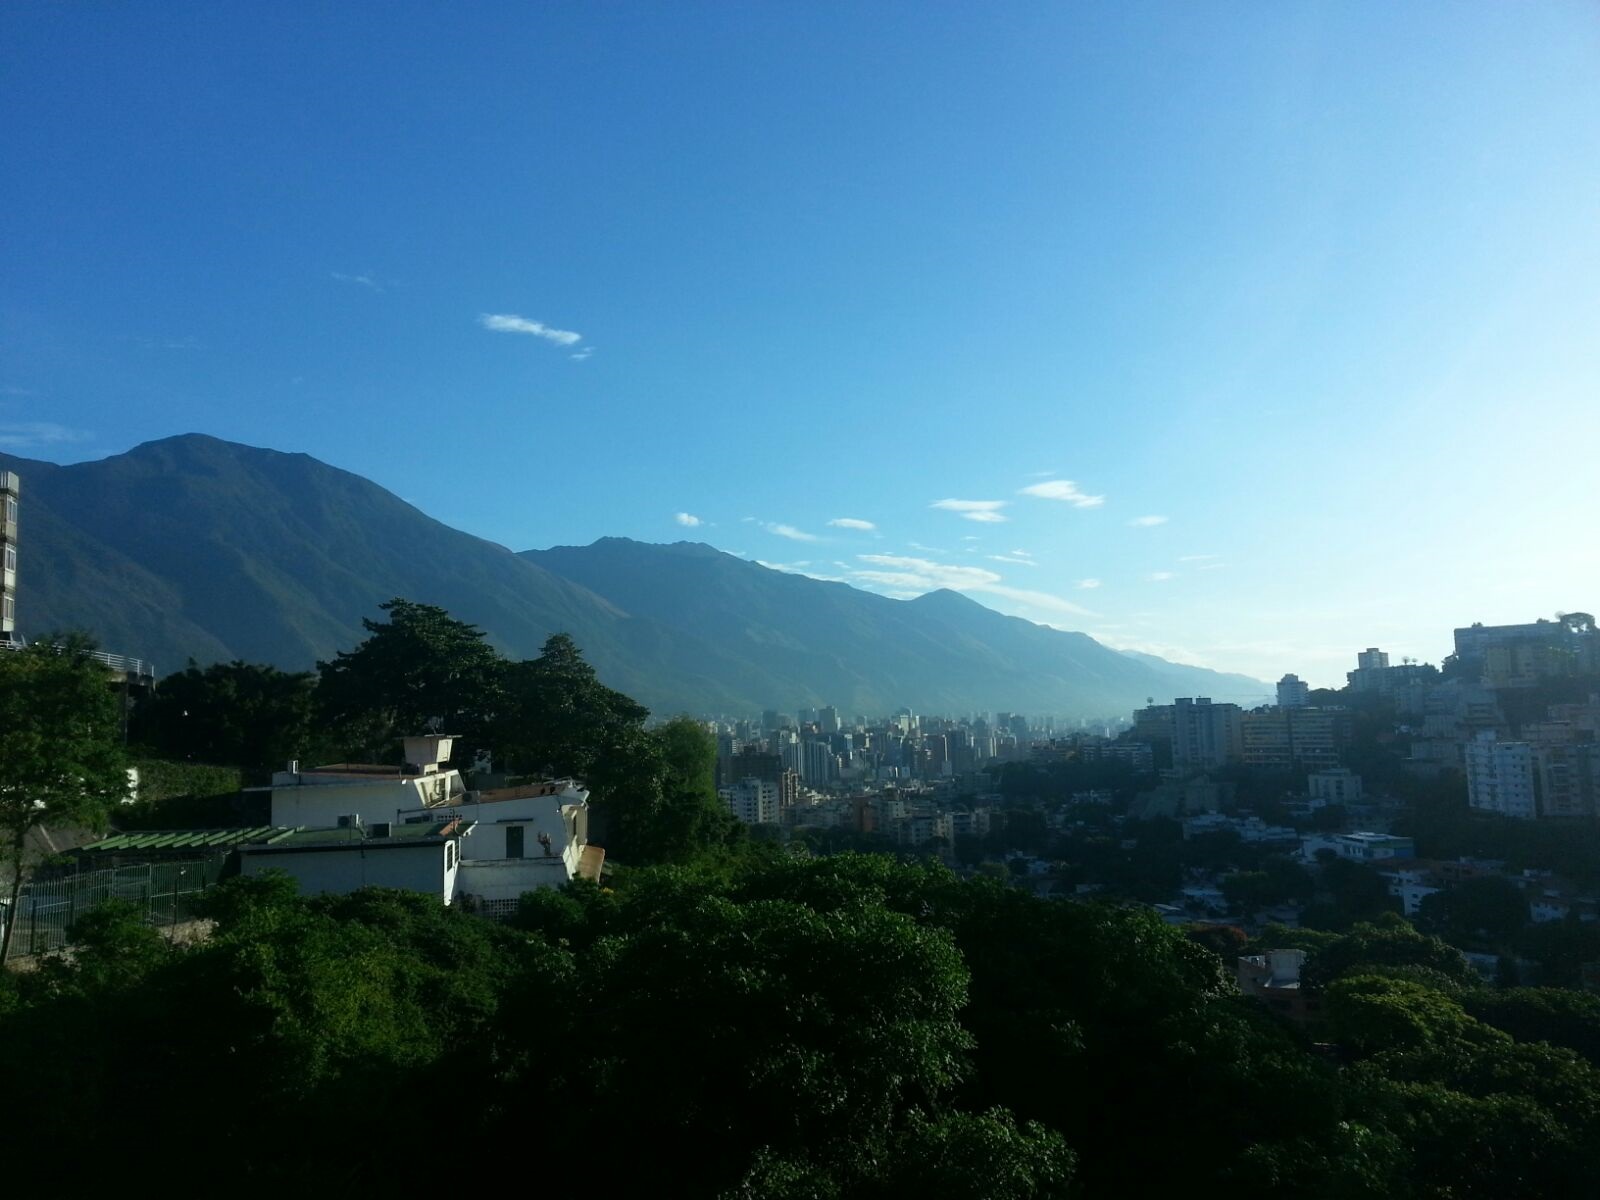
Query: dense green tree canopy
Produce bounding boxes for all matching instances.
[315,598,505,759]
[133,659,316,771]
[0,636,129,961]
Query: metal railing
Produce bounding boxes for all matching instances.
[0,638,155,679]
[0,860,219,961]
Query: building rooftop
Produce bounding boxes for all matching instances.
[242,819,467,850]
[84,827,294,852]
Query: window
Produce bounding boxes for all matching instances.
[505,825,524,859]
[446,842,455,868]
[4,498,14,523]
[3,546,13,571]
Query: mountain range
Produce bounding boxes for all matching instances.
[2,434,1268,716]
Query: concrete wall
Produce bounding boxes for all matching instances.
[241,841,457,903]
[269,772,462,828]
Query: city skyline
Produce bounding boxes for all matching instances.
[4,4,1597,684]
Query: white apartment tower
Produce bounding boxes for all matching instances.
[1465,732,1538,820]
[1276,674,1311,709]
[0,471,17,644]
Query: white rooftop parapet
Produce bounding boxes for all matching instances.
[402,734,457,774]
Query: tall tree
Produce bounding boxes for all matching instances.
[133,659,317,771]
[315,599,505,761]
[0,636,129,961]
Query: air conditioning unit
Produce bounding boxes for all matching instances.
[336,814,362,830]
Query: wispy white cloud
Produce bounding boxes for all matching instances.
[932,498,1009,523]
[756,560,846,582]
[1018,479,1105,508]
[1129,515,1169,527]
[850,554,1097,618]
[0,421,91,450]
[1009,548,1033,557]
[1178,553,1219,562]
[479,313,582,346]
[332,272,386,293]
[570,347,594,362]
[1198,562,1226,571]
[827,517,876,531]
[1078,578,1102,589]
[674,512,703,527]
[1146,570,1176,582]
[906,541,946,554]
[766,522,820,543]
[988,554,1036,567]
[0,386,36,397]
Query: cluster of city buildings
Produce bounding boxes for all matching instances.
[709,706,1049,836]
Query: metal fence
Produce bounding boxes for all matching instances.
[1,860,220,961]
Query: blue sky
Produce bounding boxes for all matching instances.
[4,2,1597,686]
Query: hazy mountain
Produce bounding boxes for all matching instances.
[5,435,1267,716]
[523,537,1268,715]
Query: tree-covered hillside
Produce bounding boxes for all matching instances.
[5,857,1600,1195]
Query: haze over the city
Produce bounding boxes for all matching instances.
[4,3,1596,686]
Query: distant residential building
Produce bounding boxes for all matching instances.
[1534,741,1600,820]
[1242,707,1346,769]
[1377,864,1444,916]
[1453,616,1599,686]
[802,739,837,785]
[1465,732,1538,820]
[0,471,17,644]
[1170,697,1243,770]
[1276,674,1310,709]
[1307,768,1364,807]
[1301,831,1415,862]
[1074,740,1155,773]
[1237,949,1319,1022]
[1131,704,1176,747]
[720,776,781,825]
[1347,646,1439,696]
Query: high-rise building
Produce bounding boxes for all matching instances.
[1242,707,1346,769]
[1171,698,1243,770]
[802,739,837,785]
[720,777,781,825]
[0,471,17,644]
[819,705,840,734]
[1276,674,1310,709]
[1357,648,1390,672]
[1465,732,1537,819]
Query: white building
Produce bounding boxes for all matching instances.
[262,735,466,829]
[1277,674,1311,709]
[720,777,781,825]
[436,779,601,914]
[1465,732,1538,819]
[256,736,601,916]
[239,817,472,904]
[1307,768,1364,807]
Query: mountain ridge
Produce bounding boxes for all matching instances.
[5,435,1268,716]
